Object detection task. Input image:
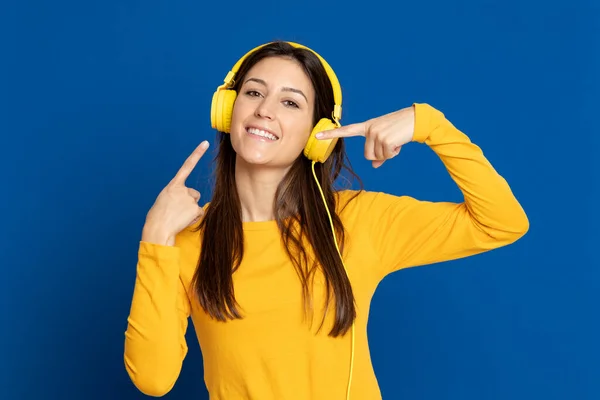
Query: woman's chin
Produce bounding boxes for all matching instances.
[235,150,296,170]
[232,138,300,169]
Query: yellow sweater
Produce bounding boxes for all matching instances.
[124,103,529,399]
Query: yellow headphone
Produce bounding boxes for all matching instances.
[210,41,343,163]
[210,41,355,400]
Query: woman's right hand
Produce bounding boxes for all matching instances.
[142,140,210,246]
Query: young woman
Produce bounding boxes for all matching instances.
[124,41,529,400]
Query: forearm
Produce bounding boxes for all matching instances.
[124,242,189,396]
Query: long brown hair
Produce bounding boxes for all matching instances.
[192,41,362,337]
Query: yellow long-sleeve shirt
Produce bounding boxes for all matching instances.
[123,103,529,399]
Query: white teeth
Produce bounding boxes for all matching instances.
[247,127,278,141]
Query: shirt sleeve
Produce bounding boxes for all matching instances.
[366,103,529,279]
[123,240,191,396]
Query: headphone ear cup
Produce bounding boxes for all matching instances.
[304,118,339,163]
[211,89,237,133]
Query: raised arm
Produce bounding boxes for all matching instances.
[318,103,529,277]
[124,140,210,395]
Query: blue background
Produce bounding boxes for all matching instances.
[1,0,598,399]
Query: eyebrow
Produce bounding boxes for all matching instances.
[244,77,308,102]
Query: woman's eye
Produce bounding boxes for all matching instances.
[244,90,298,109]
[284,100,299,108]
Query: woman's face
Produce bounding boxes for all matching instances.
[229,56,315,169]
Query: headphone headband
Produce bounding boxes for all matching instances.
[219,41,342,123]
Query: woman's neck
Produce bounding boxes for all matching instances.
[235,157,290,222]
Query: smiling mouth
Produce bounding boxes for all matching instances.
[246,127,279,141]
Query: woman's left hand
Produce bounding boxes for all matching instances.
[316,105,415,168]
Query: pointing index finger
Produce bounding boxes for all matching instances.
[171,140,209,185]
[315,122,366,140]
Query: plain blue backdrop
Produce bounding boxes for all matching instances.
[1,0,598,399]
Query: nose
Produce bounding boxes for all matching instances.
[254,98,275,120]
